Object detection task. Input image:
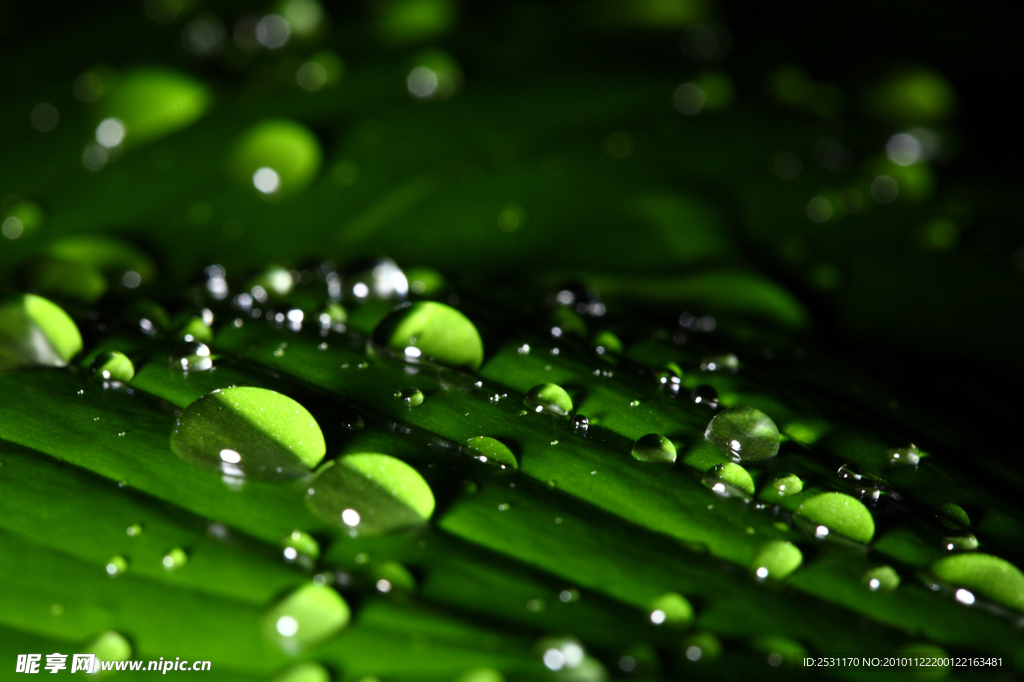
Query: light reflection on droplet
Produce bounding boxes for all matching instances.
[2,217,24,240]
[341,508,360,527]
[886,133,922,166]
[407,66,439,98]
[955,588,975,605]
[256,14,291,49]
[253,167,281,194]
[96,118,126,148]
[122,271,142,288]
[650,609,666,624]
[276,615,299,636]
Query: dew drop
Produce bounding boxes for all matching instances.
[702,462,754,496]
[0,294,83,370]
[464,436,518,471]
[341,257,408,302]
[704,406,780,461]
[647,593,693,626]
[82,631,132,669]
[943,533,979,552]
[126,523,143,537]
[105,555,128,577]
[796,492,875,544]
[170,341,213,372]
[263,583,350,654]
[937,502,970,530]
[863,565,900,592]
[281,530,321,567]
[767,473,803,496]
[631,434,676,463]
[231,119,322,197]
[170,386,326,479]
[690,384,718,408]
[394,387,425,407]
[886,443,921,466]
[161,547,188,571]
[524,383,573,416]
[751,540,803,580]
[680,632,722,663]
[90,351,135,383]
[699,354,738,372]
[572,414,589,434]
[371,301,483,370]
[306,454,435,536]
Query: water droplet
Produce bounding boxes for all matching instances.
[464,436,518,471]
[886,443,921,466]
[371,301,483,370]
[161,547,188,571]
[539,637,588,671]
[592,330,622,357]
[630,434,676,463]
[271,662,333,682]
[317,301,348,331]
[281,530,320,567]
[702,462,754,497]
[751,636,807,668]
[559,589,579,603]
[699,353,738,372]
[263,583,350,654]
[938,503,970,530]
[170,387,326,479]
[170,341,213,372]
[837,463,863,481]
[0,294,82,370]
[930,554,1024,612]
[647,593,693,626]
[943,533,979,551]
[751,540,803,580]
[341,414,365,431]
[796,492,875,543]
[306,454,435,535]
[105,555,128,577]
[90,351,135,383]
[82,631,132,668]
[341,257,408,302]
[704,406,780,461]
[690,384,718,408]
[98,68,209,146]
[231,120,322,197]
[767,474,803,496]
[394,387,425,407]
[126,523,143,537]
[680,632,722,663]
[863,565,900,591]
[628,399,641,408]
[572,414,589,434]
[524,383,573,416]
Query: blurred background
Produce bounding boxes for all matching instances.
[2,0,1022,456]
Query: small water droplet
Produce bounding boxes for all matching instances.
[837,463,863,481]
[572,414,589,434]
[340,257,408,302]
[170,341,213,372]
[886,443,921,466]
[631,434,676,463]
[937,503,970,530]
[524,383,573,416]
[751,540,803,580]
[464,436,518,471]
[795,492,875,544]
[647,593,693,626]
[498,503,510,511]
[341,414,364,431]
[702,462,754,497]
[281,530,321,567]
[699,353,738,372]
[126,523,143,537]
[90,351,135,383]
[628,399,641,407]
[943,533,979,551]
[263,583,350,654]
[395,387,424,407]
[690,384,719,408]
[705,406,780,461]
[559,588,579,603]
[768,474,803,496]
[161,547,188,571]
[863,565,900,592]
[105,555,128,577]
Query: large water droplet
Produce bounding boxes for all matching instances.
[232,119,322,197]
[647,593,693,626]
[263,583,350,654]
[863,565,900,592]
[525,383,573,416]
[341,257,409,302]
[98,68,209,146]
[704,406,780,461]
[170,341,213,372]
[796,492,875,544]
[464,436,518,471]
[751,540,803,580]
[702,462,754,496]
[306,453,435,535]
[929,554,1024,612]
[396,387,424,407]
[943,534,979,552]
[371,301,483,370]
[0,294,82,370]
[90,351,135,383]
[631,434,676,463]
[170,387,326,479]
[937,503,970,530]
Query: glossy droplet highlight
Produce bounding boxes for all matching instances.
[83,631,132,668]
[464,436,518,471]
[170,387,326,479]
[796,492,875,544]
[751,540,803,580]
[231,119,322,197]
[396,387,424,407]
[170,341,213,372]
[162,547,188,571]
[690,384,718,408]
[525,383,573,416]
[647,593,693,626]
[863,565,900,592]
[702,462,754,496]
[943,533,979,551]
[341,257,408,301]
[886,443,920,466]
[99,68,209,146]
[0,294,82,370]
[767,474,803,497]
[704,406,780,461]
[680,631,722,663]
[281,530,320,566]
[263,583,350,654]
[90,351,135,383]
[572,414,589,434]
[700,354,738,372]
[306,453,435,535]
[630,434,676,463]
[105,555,128,577]
[372,301,483,370]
